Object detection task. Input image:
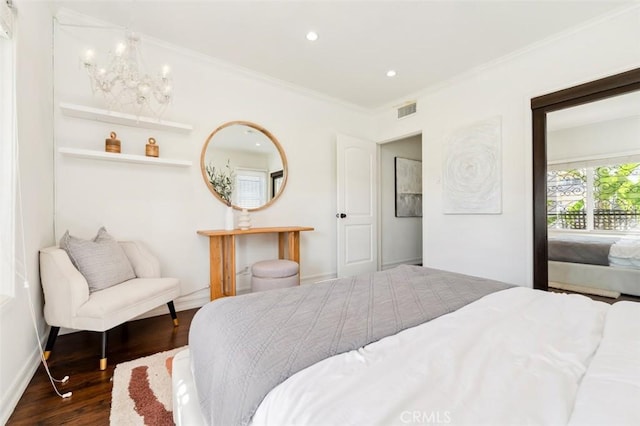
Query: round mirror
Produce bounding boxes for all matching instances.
[200,121,288,211]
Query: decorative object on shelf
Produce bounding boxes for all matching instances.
[238,209,252,230]
[225,206,234,231]
[145,137,159,157]
[205,159,234,206]
[82,31,172,118]
[105,131,121,153]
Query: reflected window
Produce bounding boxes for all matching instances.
[548,162,640,232]
[234,169,267,209]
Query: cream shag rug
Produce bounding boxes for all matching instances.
[110,347,186,426]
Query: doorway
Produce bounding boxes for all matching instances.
[379,134,423,270]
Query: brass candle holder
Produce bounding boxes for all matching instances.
[145,137,159,157]
[105,131,121,153]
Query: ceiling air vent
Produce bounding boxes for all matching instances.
[397,102,417,119]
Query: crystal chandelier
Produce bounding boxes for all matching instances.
[82,32,172,117]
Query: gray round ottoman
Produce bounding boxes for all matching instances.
[251,259,299,292]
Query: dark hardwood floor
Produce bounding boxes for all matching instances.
[7,308,199,425]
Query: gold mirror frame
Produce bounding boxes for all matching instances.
[200,121,289,211]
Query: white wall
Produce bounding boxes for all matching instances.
[52,10,373,304]
[548,115,640,162]
[372,6,640,286]
[0,1,55,423]
[380,135,422,269]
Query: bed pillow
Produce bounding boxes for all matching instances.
[59,227,136,292]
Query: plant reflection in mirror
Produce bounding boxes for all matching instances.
[206,159,234,206]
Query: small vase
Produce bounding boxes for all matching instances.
[238,208,252,230]
[225,206,234,230]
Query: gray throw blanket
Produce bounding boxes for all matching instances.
[189,265,513,425]
[548,236,618,266]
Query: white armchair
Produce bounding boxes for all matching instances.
[39,240,180,370]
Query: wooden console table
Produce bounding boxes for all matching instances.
[197,226,314,301]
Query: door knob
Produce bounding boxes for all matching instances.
[336,213,347,218]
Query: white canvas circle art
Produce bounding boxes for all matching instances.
[443,116,502,214]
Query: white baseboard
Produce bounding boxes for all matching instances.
[0,333,47,425]
[381,258,422,271]
[301,272,337,285]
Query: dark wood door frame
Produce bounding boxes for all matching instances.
[531,68,640,291]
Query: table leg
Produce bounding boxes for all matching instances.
[209,236,223,301]
[222,235,236,296]
[288,231,301,263]
[278,232,286,259]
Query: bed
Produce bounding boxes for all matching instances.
[548,234,640,297]
[173,265,640,426]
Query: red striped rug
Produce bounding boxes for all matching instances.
[110,347,186,426]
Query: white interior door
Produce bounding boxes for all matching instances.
[336,134,377,277]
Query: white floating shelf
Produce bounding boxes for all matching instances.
[59,102,193,133]
[59,147,192,167]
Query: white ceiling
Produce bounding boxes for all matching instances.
[54,0,635,109]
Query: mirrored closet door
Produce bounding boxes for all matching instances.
[546,91,640,297]
[531,67,640,299]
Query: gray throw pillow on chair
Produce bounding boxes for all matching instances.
[60,227,136,292]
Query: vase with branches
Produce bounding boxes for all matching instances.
[206,159,235,206]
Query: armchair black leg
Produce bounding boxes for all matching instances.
[167,301,179,327]
[43,326,60,361]
[100,331,107,371]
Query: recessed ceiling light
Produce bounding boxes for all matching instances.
[306,31,319,41]
[386,70,397,78]
[256,142,261,147]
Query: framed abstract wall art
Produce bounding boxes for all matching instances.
[395,157,422,217]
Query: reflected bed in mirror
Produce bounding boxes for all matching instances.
[201,121,288,211]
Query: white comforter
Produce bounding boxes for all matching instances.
[252,287,639,426]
